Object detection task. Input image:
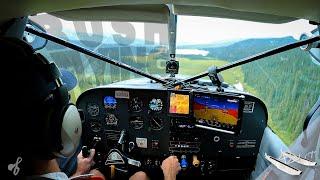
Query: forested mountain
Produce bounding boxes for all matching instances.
[203,36,296,61]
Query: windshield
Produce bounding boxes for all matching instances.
[30,14,320,146]
[176,16,319,145]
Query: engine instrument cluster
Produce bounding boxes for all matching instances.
[77,86,267,178]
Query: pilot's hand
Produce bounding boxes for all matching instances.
[161,156,181,180]
[73,149,95,176]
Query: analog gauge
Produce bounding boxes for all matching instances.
[150,116,163,130]
[105,113,118,126]
[130,97,143,112]
[129,116,144,130]
[104,96,117,110]
[149,98,163,112]
[90,121,102,133]
[87,103,100,117]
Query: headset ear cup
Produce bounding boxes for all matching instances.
[54,104,82,157]
[2,37,82,160]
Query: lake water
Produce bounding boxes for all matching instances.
[176,49,209,56]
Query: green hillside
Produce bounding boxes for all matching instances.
[178,58,244,85]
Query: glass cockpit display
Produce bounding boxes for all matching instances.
[149,98,163,112]
[193,94,241,133]
[169,93,190,115]
[104,96,117,109]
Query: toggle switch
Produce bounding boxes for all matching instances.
[128,141,135,152]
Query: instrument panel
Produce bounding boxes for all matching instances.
[77,87,267,178]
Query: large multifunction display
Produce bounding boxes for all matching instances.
[77,87,267,178]
[193,93,243,134]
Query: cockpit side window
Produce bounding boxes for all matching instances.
[29,14,169,103]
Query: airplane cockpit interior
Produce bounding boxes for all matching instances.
[2,1,320,180]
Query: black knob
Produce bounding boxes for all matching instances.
[82,146,90,158]
[128,141,135,152]
[92,136,101,148]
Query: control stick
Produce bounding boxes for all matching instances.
[82,146,90,158]
[82,136,101,158]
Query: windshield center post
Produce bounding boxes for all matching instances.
[166,4,178,77]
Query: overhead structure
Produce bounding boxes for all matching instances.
[1,0,320,25]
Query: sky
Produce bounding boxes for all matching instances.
[176,16,316,45]
[36,14,316,46]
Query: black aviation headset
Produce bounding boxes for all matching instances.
[1,37,82,160]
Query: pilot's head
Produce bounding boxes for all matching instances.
[1,37,82,176]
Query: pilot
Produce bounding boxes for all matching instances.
[2,37,180,180]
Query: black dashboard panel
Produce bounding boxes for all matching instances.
[77,86,267,178]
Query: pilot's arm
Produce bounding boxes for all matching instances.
[161,156,181,180]
[70,149,105,179]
